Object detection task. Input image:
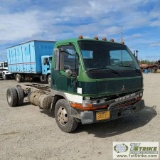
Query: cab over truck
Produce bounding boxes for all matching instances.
[6,40,55,84]
[6,36,145,133]
[0,61,13,80]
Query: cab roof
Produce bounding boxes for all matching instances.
[55,38,123,46]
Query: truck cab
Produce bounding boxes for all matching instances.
[0,61,13,79]
[41,55,52,84]
[50,36,144,132]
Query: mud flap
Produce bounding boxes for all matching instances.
[133,100,145,112]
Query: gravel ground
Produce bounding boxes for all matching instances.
[0,73,160,160]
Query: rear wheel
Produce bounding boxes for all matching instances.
[40,75,44,83]
[15,74,22,82]
[6,87,18,107]
[16,85,24,105]
[55,99,78,133]
[47,75,51,85]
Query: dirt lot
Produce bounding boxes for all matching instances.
[0,73,160,160]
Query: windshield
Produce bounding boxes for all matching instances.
[4,62,8,67]
[0,62,8,68]
[78,40,141,79]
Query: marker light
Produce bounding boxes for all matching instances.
[110,39,114,42]
[102,37,107,41]
[94,36,99,40]
[121,41,125,45]
[78,35,83,39]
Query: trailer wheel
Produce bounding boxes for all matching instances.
[47,75,51,85]
[16,85,24,105]
[55,99,78,133]
[15,74,22,82]
[6,87,18,107]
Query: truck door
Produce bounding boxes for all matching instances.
[53,44,79,93]
[42,56,51,75]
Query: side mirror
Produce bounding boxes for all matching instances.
[54,48,60,70]
[54,48,65,70]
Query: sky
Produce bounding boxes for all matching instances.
[0,0,160,61]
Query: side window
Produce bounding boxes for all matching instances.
[49,57,52,63]
[43,58,49,65]
[4,63,8,67]
[60,45,78,73]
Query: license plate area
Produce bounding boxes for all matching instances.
[96,110,110,121]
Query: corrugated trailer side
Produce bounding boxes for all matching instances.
[34,41,55,73]
[7,41,36,73]
[7,46,17,73]
[22,41,36,73]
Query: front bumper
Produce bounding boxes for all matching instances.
[3,72,13,75]
[74,100,145,124]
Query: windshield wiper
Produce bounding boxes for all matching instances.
[119,64,140,71]
[106,67,121,76]
[86,67,121,76]
[86,68,105,72]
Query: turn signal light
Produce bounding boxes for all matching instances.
[70,102,107,111]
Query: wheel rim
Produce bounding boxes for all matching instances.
[57,106,68,126]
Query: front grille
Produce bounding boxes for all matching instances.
[111,98,138,109]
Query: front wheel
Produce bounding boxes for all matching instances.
[55,99,78,133]
[2,73,7,80]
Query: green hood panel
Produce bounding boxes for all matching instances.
[78,77,143,96]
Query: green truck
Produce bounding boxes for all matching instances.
[6,36,144,132]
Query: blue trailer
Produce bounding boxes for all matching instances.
[7,40,55,84]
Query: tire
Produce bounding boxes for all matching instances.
[16,85,24,105]
[55,99,78,133]
[47,75,51,85]
[2,73,7,80]
[6,87,18,107]
[40,75,44,83]
[15,74,22,82]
